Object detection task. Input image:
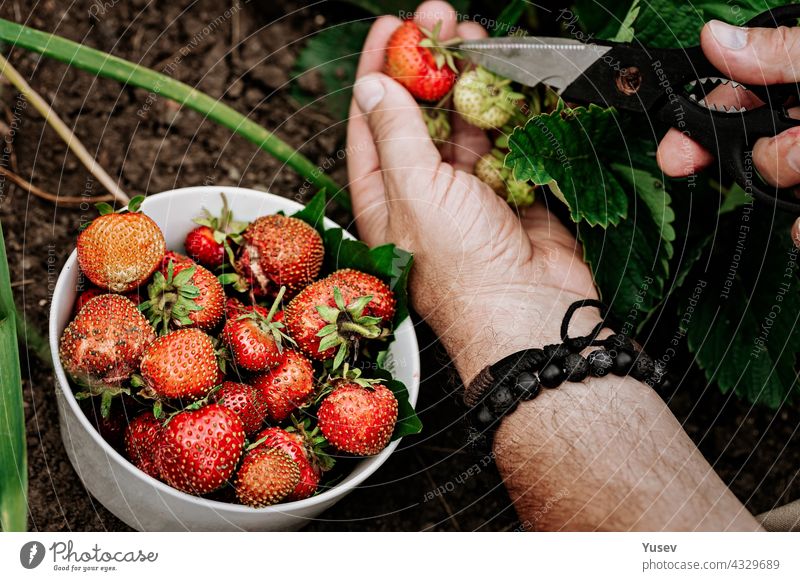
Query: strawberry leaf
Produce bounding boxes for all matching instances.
[578,162,673,327]
[507,103,629,227]
[680,213,800,407]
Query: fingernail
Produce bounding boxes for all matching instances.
[353,74,385,113]
[708,20,748,50]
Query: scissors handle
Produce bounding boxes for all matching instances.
[666,4,800,213]
[658,96,800,212]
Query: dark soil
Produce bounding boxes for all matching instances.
[1,0,797,532]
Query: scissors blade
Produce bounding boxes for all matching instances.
[458,36,613,92]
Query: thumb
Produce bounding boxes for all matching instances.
[701,20,800,85]
[352,73,441,191]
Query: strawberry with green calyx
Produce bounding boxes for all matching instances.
[385,20,460,102]
[78,195,166,293]
[252,422,333,501]
[285,269,396,369]
[124,411,163,479]
[235,446,300,507]
[157,403,246,495]
[317,366,398,456]
[454,66,526,130]
[474,150,536,207]
[60,294,156,415]
[139,255,225,334]
[250,349,314,423]
[185,193,248,270]
[222,286,294,373]
[139,327,221,404]
[237,214,324,298]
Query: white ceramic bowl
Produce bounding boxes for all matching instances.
[49,186,420,531]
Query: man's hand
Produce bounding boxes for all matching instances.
[656,19,800,244]
[347,0,599,383]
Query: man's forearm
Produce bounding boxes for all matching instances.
[493,374,763,531]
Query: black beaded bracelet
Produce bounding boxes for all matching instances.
[464,299,672,451]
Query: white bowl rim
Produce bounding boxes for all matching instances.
[48,185,420,516]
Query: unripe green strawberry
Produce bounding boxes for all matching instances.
[422,109,451,146]
[474,153,506,193]
[474,152,536,208]
[453,67,524,130]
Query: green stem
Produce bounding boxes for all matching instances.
[0,19,350,210]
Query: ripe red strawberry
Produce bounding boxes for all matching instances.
[328,269,397,322]
[222,288,292,373]
[285,269,396,368]
[185,194,247,270]
[124,411,163,479]
[235,447,300,507]
[237,214,323,296]
[317,381,398,455]
[157,404,245,494]
[212,381,268,436]
[139,328,220,400]
[73,286,105,316]
[250,349,314,423]
[185,226,224,269]
[60,294,155,390]
[161,250,194,270]
[140,255,224,333]
[77,196,165,292]
[253,426,333,501]
[384,20,459,102]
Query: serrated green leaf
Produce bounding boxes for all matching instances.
[507,104,629,227]
[681,213,800,407]
[612,163,675,247]
[578,184,671,327]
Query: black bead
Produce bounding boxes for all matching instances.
[606,333,634,353]
[611,350,634,375]
[513,372,541,400]
[563,353,589,382]
[629,351,655,381]
[471,404,495,427]
[519,348,547,371]
[488,385,518,417]
[587,350,613,377]
[539,362,565,388]
[543,343,571,362]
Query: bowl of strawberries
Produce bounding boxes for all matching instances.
[49,186,421,531]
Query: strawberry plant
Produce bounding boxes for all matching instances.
[503,0,797,407]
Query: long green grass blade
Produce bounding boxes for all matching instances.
[0,220,27,531]
[0,18,350,210]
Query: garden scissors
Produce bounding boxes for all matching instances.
[459,4,800,213]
